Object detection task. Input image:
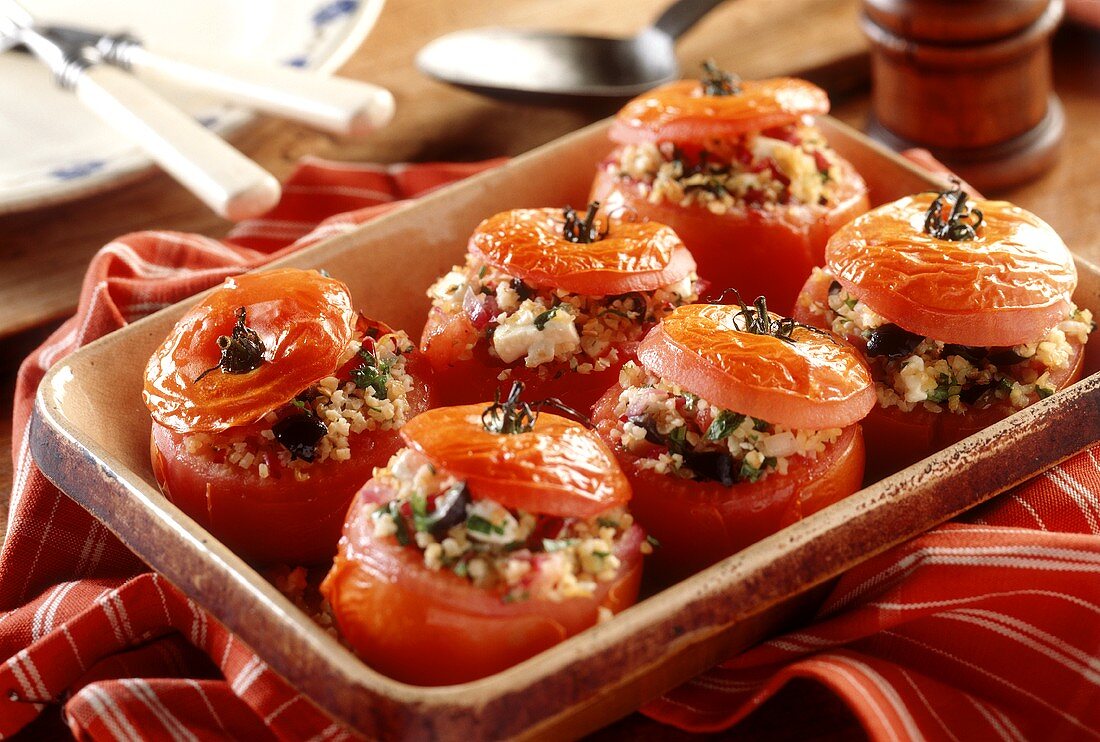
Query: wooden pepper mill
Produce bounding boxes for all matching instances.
[861,0,1065,192]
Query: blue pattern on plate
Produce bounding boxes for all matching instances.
[50,160,106,181]
[284,55,310,68]
[312,0,358,26]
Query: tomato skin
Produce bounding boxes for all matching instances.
[149,352,434,566]
[591,157,868,314]
[825,194,1077,347]
[636,304,875,430]
[609,78,831,145]
[469,208,695,295]
[320,480,645,685]
[402,406,630,519]
[419,305,630,410]
[593,385,864,581]
[794,268,1087,482]
[144,269,357,433]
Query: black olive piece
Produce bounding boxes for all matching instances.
[865,324,923,358]
[510,278,533,302]
[628,415,665,446]
[987,348,1027,367]
[942,344,987,363]
[683,450,737,487]
[427,482,472,539]
[828,280,842,296]
[959,383,994,406]
[272,412,328,462]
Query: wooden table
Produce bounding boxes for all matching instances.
[1,0,1098,734]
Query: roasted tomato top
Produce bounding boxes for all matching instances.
[144,268,357,433]
[827,192,1077,347]
[609,77,830,146]
[468,207,696,295]
[400,404,630,519]
[636,303,874,429]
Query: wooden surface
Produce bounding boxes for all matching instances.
[1,0,1099,734]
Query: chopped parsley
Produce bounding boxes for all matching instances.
[533,306,561,331]
[351,347,393,399]
[705,410,745,441]
[466,514,505,536]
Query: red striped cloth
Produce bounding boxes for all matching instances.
[2,154,1099,740]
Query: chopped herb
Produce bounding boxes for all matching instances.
[1037,387,1055,399]
[752,417,772,432]
[646,535,661,549]
[478,265,488,279]
[502,591,529,604]
[926,380,952,403]
[377,502,410,546]
[739,461,774,483]
[592,550,611,558]
[452,561,468,578]
[542,538,577,552]
[596,517,620,528]
[533,306,561,331]
[666,425,688,455]
[351,347,393,400]
[705,410,746,441]
[419,481,471,537]
[466,514,504,536]
[290,399,307,410]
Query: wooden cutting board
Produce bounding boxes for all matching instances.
[0,0,869,340]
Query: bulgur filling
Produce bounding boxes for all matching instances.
[183,329,417,480]
[607,362,842,484]
[607,123,843,213]
[427,254,699,376]
[370,448,645,605]
[808,268,1095,414]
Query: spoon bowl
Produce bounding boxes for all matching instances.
[417,27,679,100]
[416,0,727,102]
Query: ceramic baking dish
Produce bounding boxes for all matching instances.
[30,116,1100,739]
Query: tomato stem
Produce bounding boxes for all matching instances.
[700,59,741,97]
[561,201,607,244]
[923,178,983,241]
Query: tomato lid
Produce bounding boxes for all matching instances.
[609,77,830,146]
[144,268,357,433]
[469,206,695,295]
[826,193,1077,346]
[400,404,630,519]
[637,303,875,429]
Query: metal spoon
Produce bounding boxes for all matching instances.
[416,0,727,101]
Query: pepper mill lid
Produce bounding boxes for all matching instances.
[864,0,1049,44]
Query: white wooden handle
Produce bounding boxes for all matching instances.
[127,46,396,138]
[73,65,281,221]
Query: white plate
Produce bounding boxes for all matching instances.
[0,0,385,215]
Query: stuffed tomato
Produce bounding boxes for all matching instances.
[321,387,646,685]
[794,183,1093,481]
[590,65,869,313]
[421,203,700,409]
[143,268,432,565]
[592,299,874,581]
